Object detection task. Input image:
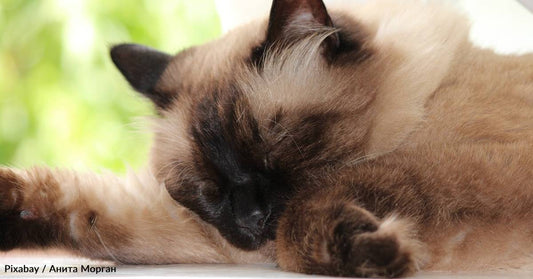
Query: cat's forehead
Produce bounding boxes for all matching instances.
[157,20,268,95]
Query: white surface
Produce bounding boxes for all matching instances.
[458,0,533,54]
[2,251,533,278]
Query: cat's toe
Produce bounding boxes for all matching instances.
[345,232,414,277]
[326,210,418,277]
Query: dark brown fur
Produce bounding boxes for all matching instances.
[0,168,65,251]
[2,0,533,277]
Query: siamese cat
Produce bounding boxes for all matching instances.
[2,0,533,277]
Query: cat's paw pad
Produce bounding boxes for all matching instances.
[332,213,422,278]
[339,227,412,277]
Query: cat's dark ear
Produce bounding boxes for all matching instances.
[110,44,173,109]
[266,0,339,50]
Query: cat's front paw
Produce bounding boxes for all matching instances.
[1,168,24,251]
[277,203,423,278]
[0,168,41,251]
[330,213,414,277]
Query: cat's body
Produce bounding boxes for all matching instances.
[2,0,533,277]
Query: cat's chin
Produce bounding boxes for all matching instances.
[218,221,276,251]
[221,226,269,251]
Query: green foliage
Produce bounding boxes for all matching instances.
[0,0,221,172]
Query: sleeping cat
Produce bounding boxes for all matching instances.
[2,0,533,277]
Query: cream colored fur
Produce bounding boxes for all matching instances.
[351,0,470,155]
[2,0,533,274]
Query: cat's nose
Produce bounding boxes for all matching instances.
[236,209,267,234]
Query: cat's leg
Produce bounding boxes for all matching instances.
[276,194,425,277]
[0,166,228,264]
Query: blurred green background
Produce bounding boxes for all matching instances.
[0,0,221,172]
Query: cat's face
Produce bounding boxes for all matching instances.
[111,0,375,250]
